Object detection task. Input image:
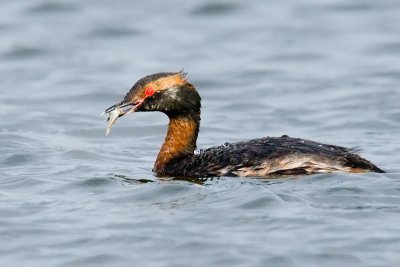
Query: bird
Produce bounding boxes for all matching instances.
[103,71,384,178]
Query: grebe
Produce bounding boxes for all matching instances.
[104,71,384,178]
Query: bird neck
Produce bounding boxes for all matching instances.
[154,114,200,173]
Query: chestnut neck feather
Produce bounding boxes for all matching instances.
[154,114,200,173]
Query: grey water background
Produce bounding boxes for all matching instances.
[1,0,400,266]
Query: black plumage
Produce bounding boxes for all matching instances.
[161,136,384,177]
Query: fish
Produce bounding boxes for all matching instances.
[103,101,137,136]
[104,107,121,136]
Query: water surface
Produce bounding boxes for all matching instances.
[1,0,400,266]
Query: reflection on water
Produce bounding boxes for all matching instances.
[1,0,400,266]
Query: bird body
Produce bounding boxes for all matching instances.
[104,71,384,178]
[159,136,383,177]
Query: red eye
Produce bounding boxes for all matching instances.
[145,87,154,96]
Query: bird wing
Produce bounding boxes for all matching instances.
[164,136,382,177]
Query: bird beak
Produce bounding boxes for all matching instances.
[103,100,143,136]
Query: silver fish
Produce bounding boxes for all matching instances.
[105,107,121,136]
[103,101,137,136]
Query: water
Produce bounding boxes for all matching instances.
[1,0,400,266]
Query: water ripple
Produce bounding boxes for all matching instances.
[1,1,400,266]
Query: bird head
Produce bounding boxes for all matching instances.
[103,71,201,135]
